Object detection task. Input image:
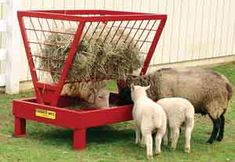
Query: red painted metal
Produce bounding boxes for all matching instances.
[52,23,86,106]
[13,97,133,129]
[18,10,166,22]
[73,129,86,150]
[14,117,26,137]
[140,17,167,75]
[17,14,42,103]
[13,97,133,149]
[14,10,167,150]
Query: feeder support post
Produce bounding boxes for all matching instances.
[5,0,22,94]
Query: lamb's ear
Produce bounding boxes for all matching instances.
[130,83,135,91]
[145,85,150,90]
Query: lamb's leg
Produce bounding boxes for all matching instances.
[185,126,193,153]
[135,128,141,144]
[171,127,180,150]
[216,114,225,141]
[144,134,153,159]
[163,127,169,146]
[155,132,164,155]
[207,116,221,144]
[141,135,145,147]
[184,116,194,153]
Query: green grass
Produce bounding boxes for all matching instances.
[0,62,235,162]
[212,62,235,85]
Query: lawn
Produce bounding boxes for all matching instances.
[0,62,235,162]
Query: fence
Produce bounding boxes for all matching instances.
[1,0,235,93]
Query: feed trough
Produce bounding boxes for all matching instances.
[13,10,167,150]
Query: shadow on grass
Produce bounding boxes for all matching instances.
[23,119,210,149]
[87,126,133,143]
[26,123,133,149]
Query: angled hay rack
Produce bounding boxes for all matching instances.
[13,10,167,149]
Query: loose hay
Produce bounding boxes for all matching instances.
[40,26,143,83]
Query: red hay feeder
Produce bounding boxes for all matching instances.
[13,10,167,150]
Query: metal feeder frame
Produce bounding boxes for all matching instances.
[13,10,167,150]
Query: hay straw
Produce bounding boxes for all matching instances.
[40,26,143,82]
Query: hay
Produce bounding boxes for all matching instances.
[40,26,143,82]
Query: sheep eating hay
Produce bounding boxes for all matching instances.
[61,81,110,108]
[40,27,142,82]
[119,67,233,144]
[131,84,167,159]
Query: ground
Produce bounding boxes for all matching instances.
[0,62,235,162]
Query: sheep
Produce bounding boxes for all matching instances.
[118,67,233,144]
[131,84,167,159]
[61,81,110,108]
[156,97,195,153]
[40,71,110,108]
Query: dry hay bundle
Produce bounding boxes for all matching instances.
[41,26,143,82]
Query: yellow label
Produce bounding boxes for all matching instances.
[35,109,56,120]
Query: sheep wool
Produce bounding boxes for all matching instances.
[157,97,195,153]
[120,67,233,144]
[61,81,110,108]
[131,84,167,159]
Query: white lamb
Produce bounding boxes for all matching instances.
[131,84,167,159]
[157,97,195,153]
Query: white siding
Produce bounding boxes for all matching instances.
[18,0,235,80]
[0,2,6,86]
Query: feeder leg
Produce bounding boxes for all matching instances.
[73,129,86,150]
[14,117,26,137]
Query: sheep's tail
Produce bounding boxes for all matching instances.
[226,82,233,100]
[219,73,233,101]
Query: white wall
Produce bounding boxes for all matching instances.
[16,0,235,81]
[0,1,7,87]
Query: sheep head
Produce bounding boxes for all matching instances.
[87,88,110,108]
[130,84,150,102]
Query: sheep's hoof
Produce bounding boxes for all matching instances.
[147,155,153,160]
[206,139,214,144]
[140,143,145,148]
[170,146,176,151]
[216,136,223,141]
[155,152,161,156]
[163,141,168,146]
[184,147,190,153]
[216,138,222,142]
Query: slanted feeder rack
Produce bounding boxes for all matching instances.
[13,10,167,150]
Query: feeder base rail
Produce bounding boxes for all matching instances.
[12,97,133,150]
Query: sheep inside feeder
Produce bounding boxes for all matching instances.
[62,81,110,109]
